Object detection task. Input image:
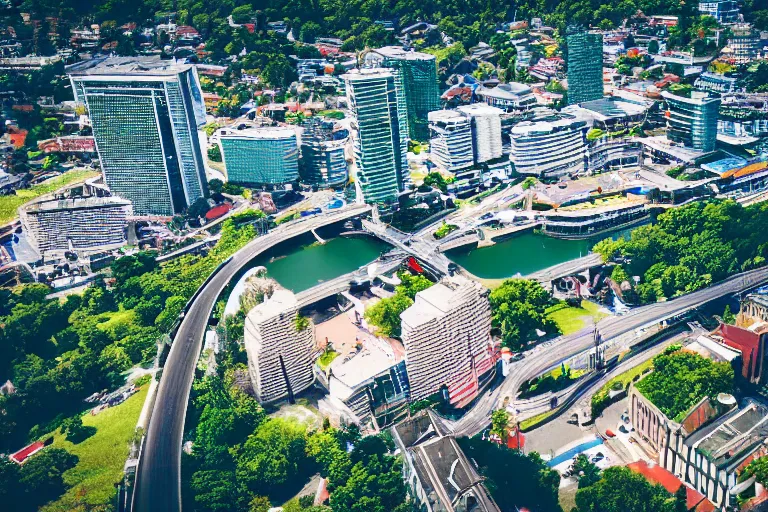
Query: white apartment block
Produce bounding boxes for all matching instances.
[428,110,474,173]
[244,290,315,403]
[457,103,504,164]
[19,195,132,259]
[400,276,495,407]
[510,114,590,177]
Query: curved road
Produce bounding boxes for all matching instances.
[452,265,768,437]
[133,205,370,512]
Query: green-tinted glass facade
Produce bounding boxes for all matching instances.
[343,69,408,206]
[220,129,299,186]
[365,47,440,142]
[566,29,604,106]
[69,61,208,217]
[662,91,720,153]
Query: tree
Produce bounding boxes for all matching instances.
[364,293,413,338]
[209,178,224,194]
[744,456,768,486]
[571,454,601,488]
[459,437,561,512]
[489,279,559,349]
[18,448,78,509]
[248,495,272,512]
[635,350,733,420]
[300,21,321,43]
[574,466,674,512]
[648,39,660,54]
[188,197,211,220]
[490,409,509,437]
[722,304,736,324]
[208,144,222,162]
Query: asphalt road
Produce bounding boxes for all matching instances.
[452,265,768,437]
[132,205,370,512]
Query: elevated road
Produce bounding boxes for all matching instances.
[452,265,768,437]
[133,204,371,512]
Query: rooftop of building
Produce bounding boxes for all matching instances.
[369,46,436,61]
[392,411,501,512]
[627,461,715,512]
[565,96,648,121]
[21,194,132,214]
[428,109,470,123]
[219,126,297,141]
[400,275,484,329]
[661,89,721,105]
[476,82,534,99]
[246,289,298,325]
[328,336,404,392]
[341,67,394,81]
[67,55,194,77]
[510,112,588,136]
[456,102,504,117]
[686,399,768,471]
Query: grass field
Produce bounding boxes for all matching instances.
[42,385,148,512]
[0,169,99,225]
[546,300,609,335]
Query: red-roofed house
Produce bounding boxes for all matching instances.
[10,441,45,464]
[629,460,716,511]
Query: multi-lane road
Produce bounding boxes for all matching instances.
[452,265,768,437]
[132,205,370,512]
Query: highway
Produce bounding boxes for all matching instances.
[451,265,768,437]
[133,204,371,512]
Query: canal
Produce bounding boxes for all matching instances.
[446,226,640,279]
[246,233,392,292]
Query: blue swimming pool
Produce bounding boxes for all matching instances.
[546,437,604,467]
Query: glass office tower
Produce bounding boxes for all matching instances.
[566,27,604,106]
[69,57,208,216]
[364,46,440,142]
[342,68,408,207]
[662,90,721,153]
[219,127,300,186]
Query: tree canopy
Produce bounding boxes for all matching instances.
[489,279,560,349]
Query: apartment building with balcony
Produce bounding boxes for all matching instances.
[510,112,590,178]
[19,195,132,259]
[400,276,495,407]
[244,290,315,403]
[299,118,349,188]
[456,103,504,164]
[428,110,474,173]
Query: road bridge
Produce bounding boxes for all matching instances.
[133,204,372,512]
[451,265,768,437]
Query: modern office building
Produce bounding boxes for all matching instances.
[694,72,738,94]
[243,289,315,403]
[428,110,474,173]
[724,24,760,64]
[363,46,440,141]
[400,276,495,407]
[19,195,132,258]
[219,127,300,186]
[343,68,408,207]
[299,118,349,188]
[566,27,604,105]
[698,0,739,23]
[662,90,721,153]
[68,56,208,216]
[456,103,504,164]
[475,82,537,111]
[510,112,590,177]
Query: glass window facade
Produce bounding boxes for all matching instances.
[566,28,604,106]
[220,128,299,186]
[69,62,208,216]
[662,91,721,153]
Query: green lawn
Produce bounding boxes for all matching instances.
[546,300,609,335]
[591,357,654,417]
[317,350,339,371]
[0,170,99,225]
[42,385,148,512]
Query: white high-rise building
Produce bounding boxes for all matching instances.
[428,110,474,173]
[400,276,496,407]
[244,290,315,403]
[19,195,132,259]
[510,113,590,177]
[457,103,504,164]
